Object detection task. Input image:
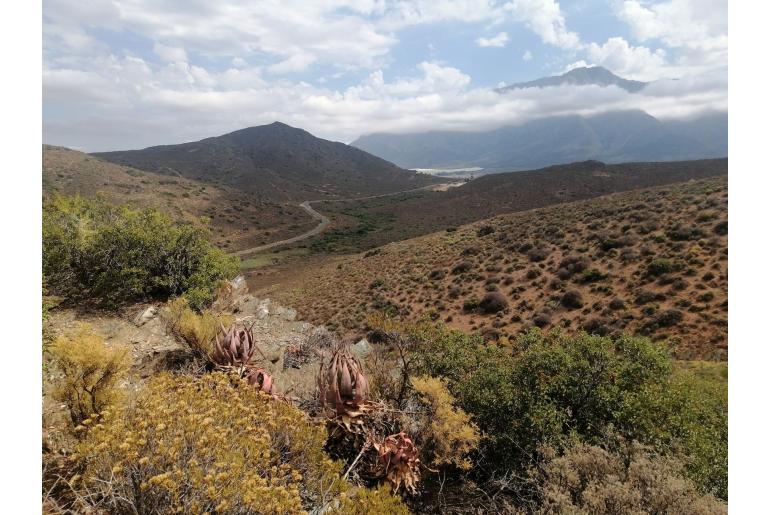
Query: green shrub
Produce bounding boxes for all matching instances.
[43,195,238,309]
[560,289,584,309]
[413,326,727,499]
[577,268,607,283]
[647,258,676,277]
[462,298,480,312]
[478,292,508,313]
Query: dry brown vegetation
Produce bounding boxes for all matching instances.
[532,440,726,514]
[43,145,316,252]
[282,177,727,359]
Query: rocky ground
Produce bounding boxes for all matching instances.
[43,279,372,454]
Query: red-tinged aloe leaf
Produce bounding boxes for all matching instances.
[339,360,353,398]
[262,373,273,394]
[355,371,369,402]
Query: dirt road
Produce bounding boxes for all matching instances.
[232,183,457,257]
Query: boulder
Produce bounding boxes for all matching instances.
[351,338,371,358]
[133,306,158,326]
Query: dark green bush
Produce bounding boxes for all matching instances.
[43,195,238,309]
[560,289,584,309]
[452,261,473,274]
[577,268,607,283]
[526,247,550,262]
[532,312,551,327]
[667,224,705,241]
[478,292,508,313]
[413,326,727,499]
[476,225,495,237]
[647,258,676,276]
[462,298,480,312]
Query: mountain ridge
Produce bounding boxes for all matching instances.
[352,110,727,173]
[93,122,439,201]
[496,66,647,93]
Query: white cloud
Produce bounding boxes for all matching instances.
[563,60,589,73]
[617,0,727,51]
[585,37,667,81]
[42,51,726,152]
[614,0,727,78]
[503,0,581,49]
[41,0,727,151]
[45,0,398,72]
[268,53,317,74]
[377,1,506,30]
[153,43,188,63]
[345,62,472,100]
[476,32,509,47]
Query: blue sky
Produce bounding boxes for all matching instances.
[43,0,727,151]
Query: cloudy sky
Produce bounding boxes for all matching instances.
[43,0,727,151]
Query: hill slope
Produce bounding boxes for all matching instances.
[43,145,316,252]
[93,122,438,201]
[280,177,728,360]
[352,111,727,172]
[307,159,728,253]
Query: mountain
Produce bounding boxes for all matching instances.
[351,111,727,173]
[496,66,646,93]
[42,145,319,252]
[93,122,439,201]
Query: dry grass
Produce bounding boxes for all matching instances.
[161,297,234,358]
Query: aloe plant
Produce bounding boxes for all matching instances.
[244,367,275,395]
[318,346,370,420]
[373,432,421,494]
[210,324,258,372]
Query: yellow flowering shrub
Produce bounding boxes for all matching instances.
[50,323,130,426]
[75,372,406,514]
[162,297,233,357]
[332,484,410,514]
[411,375,480,470]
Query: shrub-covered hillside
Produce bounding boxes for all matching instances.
[285,177,727,359]
[43,145,317,252]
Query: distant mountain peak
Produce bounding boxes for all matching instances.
[497,66,647,93]
[93,122,439,201]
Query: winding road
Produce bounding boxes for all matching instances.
[232,183,458,257]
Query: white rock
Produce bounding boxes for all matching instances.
[133,306,158,326]
[230,275,248,295]
[351,338,371,357]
